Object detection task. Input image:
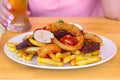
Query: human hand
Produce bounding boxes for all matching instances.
[0,0,14,26]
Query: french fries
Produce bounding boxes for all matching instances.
[7,42,16,47]
[17,50,25,57]
[75,55,87,61]
[17,50,34,61]
[49,53,61,62]
[25,54,34,61]
[7,42,35,61]
[25,47,40,52]
[75,56,101,66]
[63,55,76,63]
[55,52,71,59]
[7,34,102,66]
[37,51,101,66]
[9,47,17,53]
[6,20,103,67]
[7,42,18,53]
[24,47,40,55]
[37,57,64,66]
[29,38,44,47]
[72,50,82,55]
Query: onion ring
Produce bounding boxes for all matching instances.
[46,22,84,51]
[84,32,103,46]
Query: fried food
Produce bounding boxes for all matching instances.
[23,47,40,55]
[63,55,76,63]
[84,32,103,46]
[45,21,84,51]
[48,53,61,62]
[24,47,40,52]
[7,20,103,66]
[75,56,101,66]
[37,57,64,66]
[29,38,44,47]
[37,44,61,58]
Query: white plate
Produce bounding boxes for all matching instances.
[4,32,117,69]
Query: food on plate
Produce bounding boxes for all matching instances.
[16,38,33,50]
[45,21,84,51]
[24,47,40,55]
[34,29,54,43]
[81,32,103,53]
[37,44,61,58]
[81,42,100,53]
[7,20,103,66]
[75,56,101,66]
[59,35,77,46]
[37,57,64,66]
[29,38,44,47]
[84,32,103,46]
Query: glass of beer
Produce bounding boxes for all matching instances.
[7,0,32,32]
[0,24,5,41]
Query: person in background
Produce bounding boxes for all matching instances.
[0,0,120,26]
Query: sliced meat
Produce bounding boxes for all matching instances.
[54,29,73,40]
[81,42,100,53]
[16,38,33,50]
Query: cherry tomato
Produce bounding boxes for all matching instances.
[60,35,77,46]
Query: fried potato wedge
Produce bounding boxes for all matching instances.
[37,44,61,58]
[24,47,40,55]
[29,38,44,47]
[84,32,103,46]
[37,57,64,66]
[76,56,101,66]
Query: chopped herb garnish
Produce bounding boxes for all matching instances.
[85,42,91,45]
[58,20,64,24]
[59,30,65,32]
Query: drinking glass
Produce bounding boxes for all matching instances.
[0,24,5,41]
[7,0,32,32]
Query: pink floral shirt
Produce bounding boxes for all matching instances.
[28,0,104,17]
